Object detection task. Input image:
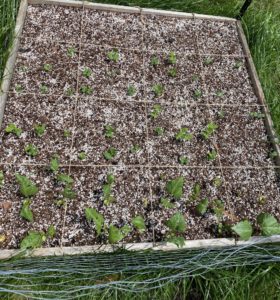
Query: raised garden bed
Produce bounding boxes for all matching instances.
[0,0,280,255]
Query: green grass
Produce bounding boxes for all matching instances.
[1,0,280,299]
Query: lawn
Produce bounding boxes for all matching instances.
[0,0,280,299]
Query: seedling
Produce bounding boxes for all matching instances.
[82,67,92,78]
[56,173,74,185]
[234,60,243,69]
[15,84,23,93]
[152,84,164,97]
[103,173,115,206]
[232,220,252,241]
[215,91,224,97]
[218,110,225,118]
[166,177,184,199]
[107,49,119,62]
[63,186,76,199]
[258,195,267,205]
[168,68,177,77]
[0,171,4,188]
[127,85,137,96]
[213,176,222,188]
[154,127,164,136]
[5,123,22,137]
[34,124,46,137]
[175,128,193,142]
[132,216,146,233]
[20,199,33,222]
[190,183,201,202]
[201,122,218,139]
[130,145,141,153]
[191,74,200,82]
[109,224,131,244]
[57,173,76,200]
[269,151,278,159]
[178,156,189,165]
[15,174,38,198]
[168,51,176,65]
[85,207,104,236]
[257,213,280,236]
[55,199,66,207]
[212,199,225,219]
[25,144,39,157]
[63,130,71,138]
[66,88,75,96]
[204,57,214,66]
[20,231,46,250]
[250,111,265,119]
[150,104,162,119]
[160,197,175,209]
[43,64,52,72]
[150,55,160,66]
[104,125,115,138]
[50,156,59,173]
[78,152,87,160]
[103,148,117,160]
[207,149,217,161]
[47,225,56,239]
[40,84,48,94]
[80,85,93,95]
[196,199,209,216]
[166,212,186,248]
[194,89,202,98]
[67,47,76,58]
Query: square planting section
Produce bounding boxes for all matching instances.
[0,2,279,251]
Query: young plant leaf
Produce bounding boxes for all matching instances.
[168,51,176,64]
[20,231,45,250]
[85,208,104,236]
[150,55,160,66]
[82,67,92,78]
[25,144,39,157]
[80,85,93,95]
[78,152,87,160]
[50,156,59,173]
[20,199,33,222]
[132,216,146,233]
[160,197,175,209]
[0,171,4,188]
[34,124,46,137]
[175,128,193,142]
[104,125,115,138]
[107,173,115,185]
[178,156,189,165]
[103,148,117,160]
[5,123,22,137]
[108,225,123,244]
[130,145,141,153]
[207,149,217,161]
[201,122,218,139]
[257,213,280,236]
[47,225,56,239]
[15,174,39,198]
[190,183,201,201]
[43,64,52,72]
[67,47,76,58]
[167,236,185,248]
[195,198,209,216]
[166,212,186,233]
[62,186,76,199]
[152,84,164,97]
[154,127,165,136]
[40,84,48,94]
[150,104,162,119]
[166,177,184,199]
[232,220,253,241]
[168,67,177,77]
[127,85,137,96]
[56,173,74,185]
[107,50,119,62]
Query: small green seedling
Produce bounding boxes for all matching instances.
[178,156,189,165]
[175,128,193,142]
[67,47,76,58]
[166,212,186,248]
[55,199,66,207]
[207,149,217,161]
[63,187,76,199]
[82,67,92,78]
[0,171,4,188]
[50,156,59,173]
[130,145,141,153]
[78,152,87,160]
[257,213,280,236]
[168,68,177,77]
[258,195,267,205]
[80,86,93,95]
[103,173,115,206]
[218,110,225,118]
[40,84,48,94]
[43,64,52,72]
[56,173,74,185]
[204,57,214,66]
[20,199,33,222]
[107,49,119,62]
[160,197,175,209]
[85,207,104,236]
[109,224,131,244]
[215,91,224,97]
[232,220,252,241]
[15,174,39,198]
[150,55,160,66]
[152,84,164,97]
[104,125,115,138]
[66,88,75,96]
[47,225,56,239]
[103,148,117,161]
[212,199,225,219]
[132,216,146,233]
[154,127,164,136]
[20,231,46,250]
[194,89,202,98]
[150,104,162,119]
[250,111,265,119]
[190,183,201,202]
[234,60,243,69]
[166,177,184,199]
[201,122,218,139]
[196,199,209,216]
[127,85,137,96]
[63,130,71,138]
[15,84,23,93]
[168,51,176,65]
[5,123,22,137]
[34,124,46,137]
[25,144,39,157]
[191,74,200,82]
[213,176,222,188]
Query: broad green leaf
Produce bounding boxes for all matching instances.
[232,220,253,241]
[109,225,123,244]
[166,212,186,233]
[20,231,45,250]
[132,216,146,233]
[20,199,33,222]
[5,123,22,137]
[167,236,185,248]
[57,173,74,185]
[166,177,184,199]
[15,174,38,198]
[257,213,280,236]
[85,208,104,236]
[103,148,117,160]
[196,199,209,216]
[121,225,131,236]
[47,225,56,239]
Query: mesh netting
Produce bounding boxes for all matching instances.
[0,238,280,299]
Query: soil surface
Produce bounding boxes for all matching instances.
[0,4,279,249]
